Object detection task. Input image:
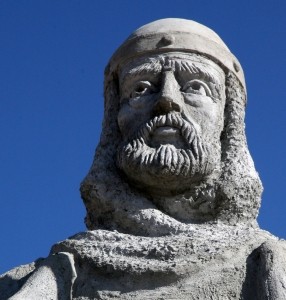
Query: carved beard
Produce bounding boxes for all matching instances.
[116,113,213,195]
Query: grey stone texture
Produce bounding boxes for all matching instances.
[1,18,286,299]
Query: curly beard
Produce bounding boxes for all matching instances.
[116,113,217,196]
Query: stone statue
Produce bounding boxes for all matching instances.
[1,18,286,300]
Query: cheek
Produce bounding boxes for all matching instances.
[117,104,133,137]
[117,103,151,139]
[184,101,223,135]
[200,105,224,136]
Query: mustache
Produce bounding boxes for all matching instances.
[131,112,204,158]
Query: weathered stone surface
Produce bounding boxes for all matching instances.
[0,260,40,299]
[2,227,286,299]
[49,227,286,299]
[1,18,285,299]
[5,253,76,300]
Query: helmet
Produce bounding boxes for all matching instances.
[108,18,246,92]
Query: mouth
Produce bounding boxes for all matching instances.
[134,113,196,149]
[151,126,185,148]
[154,126,180,136]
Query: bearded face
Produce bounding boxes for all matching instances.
[116,53,226,197]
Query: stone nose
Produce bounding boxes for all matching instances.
[153,69,183,115]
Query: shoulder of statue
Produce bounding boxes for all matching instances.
[243,238,286,300]
[0,252,76,300]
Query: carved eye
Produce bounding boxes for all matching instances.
[130,81,155,98]
[182,79,212,97]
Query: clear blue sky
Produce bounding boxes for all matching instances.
[1,0,286,274]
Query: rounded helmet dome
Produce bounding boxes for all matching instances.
[108,18,245,92]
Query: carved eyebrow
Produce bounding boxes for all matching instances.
[120,60,162,84]
[164,59,219,84]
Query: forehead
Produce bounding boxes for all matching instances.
[119,52,225,84]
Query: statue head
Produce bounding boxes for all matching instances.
[81,19,262,236]
[117,52,226,197]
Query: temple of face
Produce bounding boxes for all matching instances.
[1,19,286,300]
